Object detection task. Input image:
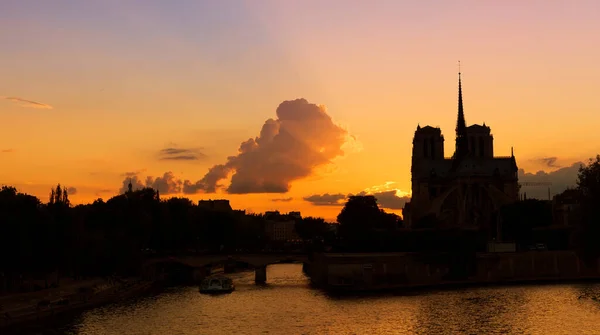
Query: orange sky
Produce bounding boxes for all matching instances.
[1,1,599,221]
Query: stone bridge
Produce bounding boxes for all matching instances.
[142,253,309,284]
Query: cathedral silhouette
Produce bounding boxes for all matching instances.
[403,71,519,234]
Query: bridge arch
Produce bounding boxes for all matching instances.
[142,254,308,284]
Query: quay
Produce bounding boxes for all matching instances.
[306,251,600,292]
[0,278,154,330]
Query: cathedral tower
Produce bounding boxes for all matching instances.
[467,124,494,158]
[412,125,444,167]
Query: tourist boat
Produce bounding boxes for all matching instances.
[199,276,235,294]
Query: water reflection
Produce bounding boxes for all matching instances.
[10,264,600,335]
[413,287,529,334]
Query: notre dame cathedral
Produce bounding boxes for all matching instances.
[403,72,519,231]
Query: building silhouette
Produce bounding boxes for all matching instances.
[403,71,519,231]
[198,199,233,211]
[264,211,301,242]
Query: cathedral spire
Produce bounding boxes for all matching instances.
[455,62,468,158]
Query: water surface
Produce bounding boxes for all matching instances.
[25,264,600,334]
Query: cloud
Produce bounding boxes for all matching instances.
[355,190,410,210]
[158,147,207,161]
[94,189,114,197]
[2,96,53,109]
[121,170,146,178]
[271,197,293,202]
[183,98,355,194]
[66,187,77,195]
[519,162,581,199]
[119,171,182,195]
[355,181,411,209]
[120,175,145,192]
[1,149,13,153]
[303,193,347,206]
[303,182,411,210]
[536,157,561,168]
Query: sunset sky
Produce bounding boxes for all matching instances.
[1,1,599,220]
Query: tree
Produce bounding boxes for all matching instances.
[47,183,75,279]
[500,199,552,247]
[337,195,392,249]
[295,216,329,241]
[161,197,194,251]
[49,184,70,206]
[338,195,378,231]
[1,182,325,291]
[230,213,265,252]
[577,155,600,199]
[379,211,402,230]
[574,155,600,261]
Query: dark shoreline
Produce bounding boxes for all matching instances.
[320,276,600,297]
[0,280,159,332]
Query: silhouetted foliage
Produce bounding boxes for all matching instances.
[500,199,552,248]
[4,151,599,293]
[336,195,402,250]
[380,211,403,230]
[295,216,329,241]
[49,183,70,206]
[0,184,326,294]
[573,155,600,261]
[0,186,48,283]
[338,195,379,239]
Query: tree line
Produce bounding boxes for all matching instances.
[1,155,598,292]
[0,185,337,292]
[497,156,600,259]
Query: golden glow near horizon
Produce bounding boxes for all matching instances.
[2,1,600,220]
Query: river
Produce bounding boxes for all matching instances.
[16,264,600,334]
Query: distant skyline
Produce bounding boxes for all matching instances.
[2,1,599,220]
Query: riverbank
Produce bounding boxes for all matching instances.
[0,278,156,330]
[322,274,600,295]
[308,250,600,292]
